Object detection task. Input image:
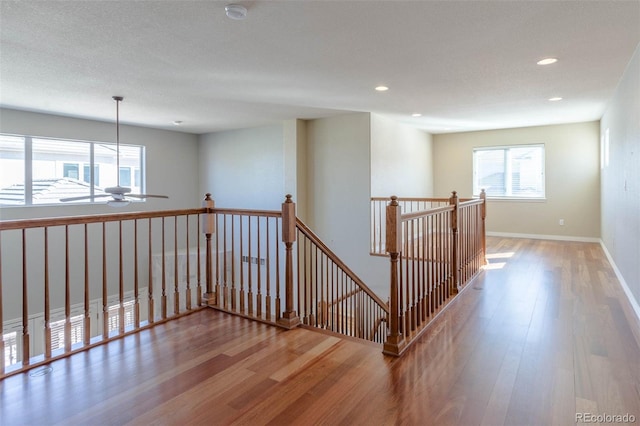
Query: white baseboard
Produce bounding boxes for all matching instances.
[599,241,640,323]
[486,231,600,243]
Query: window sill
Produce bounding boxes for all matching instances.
[483,197,547,203]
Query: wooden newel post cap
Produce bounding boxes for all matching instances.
[390,195,399,206]
[451,191,457,197]
[285,194,293,203]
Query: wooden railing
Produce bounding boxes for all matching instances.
[371,197,451,256]
[201,194,389,342]
[1,191,485,376]
[0,208,208,378]
[295,219,388,343]
[383,191,486,356]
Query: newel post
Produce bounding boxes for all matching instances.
[202,193,215,305]
[449,191,459,295]
[480,189,487,265]
[278,194,300,329]
[383,196,406,356]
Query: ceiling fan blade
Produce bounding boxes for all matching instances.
[127,194,169,199]
[60,194,111,202]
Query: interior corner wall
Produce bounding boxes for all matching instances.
[0,108,199,221]
[306,113,388,297]
[433,122,601,239]
[370,114,434,198]
[198,124,285,210]
[600,43,640,312]
[283,119,308,222]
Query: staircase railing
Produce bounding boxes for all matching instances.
[295,218,388,343]
[383,190,486,356]
[200,194,389,342]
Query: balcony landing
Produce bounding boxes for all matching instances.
[2,237,639,425]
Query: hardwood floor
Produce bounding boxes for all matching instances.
[1,237,639,425]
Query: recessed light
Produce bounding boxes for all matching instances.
[537,58,558,65]
[548,97,563,101]
[225,4,247,20]
[412,113,422,117]
[173,120,183,126]
[375,86,389,92]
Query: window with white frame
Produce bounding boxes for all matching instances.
[107,300,136,333]
[0,133,144,206]
[49,314,85,351]
[473,144,545,198]
[3,331,18,367]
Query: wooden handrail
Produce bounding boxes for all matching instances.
[0,208,207,230]
[295,218,389,311]
[400,205,454,221]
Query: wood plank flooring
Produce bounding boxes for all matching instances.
[1,237,639,425]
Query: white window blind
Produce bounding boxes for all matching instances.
[473,144,545,198]
[3,332,18,367]
[50,314,85,350]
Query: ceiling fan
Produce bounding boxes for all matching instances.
[61,96,168,207]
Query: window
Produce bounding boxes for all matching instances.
[107,300,135,333]
[50,314,85,350]
[0,133,144,206]
[119,167,131,187]
[63,163,80,180]
[473,144,545,198]
[3,331,18,367]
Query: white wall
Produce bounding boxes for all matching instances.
[433,122,601,239]
[600,43,640,312]
[198,125,285,210]
[370,114,434,198]
[306,113,388,297]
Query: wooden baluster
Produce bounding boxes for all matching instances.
[240,215,245,313]
[278,194,300,329]
[230,215,236,311]
[43,227,51,359]
[196,215,201,307]
[256,217,262,318]
[202,193,215,304]
[248,217,253,315]
[383,196,406,356]
[118,221,125,334]
[134,220,140,328]
[223,214,228,310]
[102,223,108,339]
[266,217,271,320]
[215,212,221,308]
[148,218,155,323]
[21,229,30,365]
[275,218,280,321]
[480,189,487,265]
[185,216,191,311]
[65,225,72,350]
[174,216,180,316]
[161,217,167,319]
[450,191,459,295]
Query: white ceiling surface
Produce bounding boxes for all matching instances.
[1,1,639,135]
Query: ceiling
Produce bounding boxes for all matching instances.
[1,1,639,135]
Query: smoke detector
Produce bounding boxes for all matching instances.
[225,4,247,20]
